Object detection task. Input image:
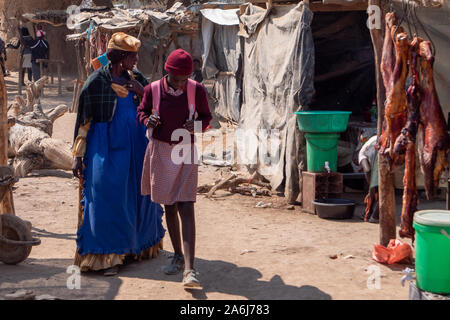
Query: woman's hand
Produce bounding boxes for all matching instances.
[183,120,195,134]
[125,79,144,97]
[146,115,160,129]
[72,157,83,179]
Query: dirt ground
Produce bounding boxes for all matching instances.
[0,72,446,300]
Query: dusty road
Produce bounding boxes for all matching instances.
[1,72,444,300]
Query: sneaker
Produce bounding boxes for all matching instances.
[183,269,201,289]
[162,253,185,275]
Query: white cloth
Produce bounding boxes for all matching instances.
[358,135,377,166]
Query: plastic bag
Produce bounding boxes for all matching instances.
[372,239,413,264]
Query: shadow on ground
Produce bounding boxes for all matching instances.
[0,253,331,300]
[0,258,122,300]
[32,227,76,241]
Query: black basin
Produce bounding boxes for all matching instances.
[312,198,356,219]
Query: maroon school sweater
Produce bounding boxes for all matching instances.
[137,76,212,145]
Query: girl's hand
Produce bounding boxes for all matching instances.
[146,115,160,129]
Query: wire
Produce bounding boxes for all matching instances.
[393,0,407,40]
[410,1,419,36]
[405,1,413,38]
[412,1,436,55]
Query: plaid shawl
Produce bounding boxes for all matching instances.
[74,63,149,140]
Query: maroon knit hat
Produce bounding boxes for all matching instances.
[164,49,193,76]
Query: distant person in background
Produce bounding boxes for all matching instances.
[30,27,49,81]
[20,28,33,84]
[18,27,34,84]
[9,26,34,83]
[358,135,379,223]
[190,58,203,83]
[0,36,7,76]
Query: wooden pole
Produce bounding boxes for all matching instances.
[0,71,14,214]
[57,62,62,95]
[368,0,396,246]
[39,60,44,97]
[18,46,24,96]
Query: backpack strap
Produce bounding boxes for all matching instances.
[187,79,197,120]
[150,79,162,117]
[152,78,196,119]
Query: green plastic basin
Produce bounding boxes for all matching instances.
[413,210,450,294]
[295,111,352,133]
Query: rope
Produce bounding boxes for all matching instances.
[412,2,436,56]
[393,0,407,40]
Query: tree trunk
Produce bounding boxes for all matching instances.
[7,77,72,178]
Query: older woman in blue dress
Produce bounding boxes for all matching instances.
[72,32,165,275]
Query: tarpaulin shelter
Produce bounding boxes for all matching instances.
[62,2,202,80]
[200,0,377,202]
[200,0,449,206]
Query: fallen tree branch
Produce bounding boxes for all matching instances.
[207,173,237,198]
[202,172,272,199]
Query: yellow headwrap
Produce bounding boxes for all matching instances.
[107,32,141,52]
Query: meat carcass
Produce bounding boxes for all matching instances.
[417,41,450,199]
[397,37,422,239]
[378,28,410,167]
[393,37,422,157]
[380,12,397,92]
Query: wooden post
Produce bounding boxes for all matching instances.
[18,70,23,96]
[0,72,14,214]
[51,64,54,85]
[57,62,62,95]
[39,60,45,97]
[369,0,396,246]
[18,47,24,96]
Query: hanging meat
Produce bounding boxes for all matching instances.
[396,37,422,239]
[417,41,450,199]
[378,27,410,168]
[380,12,397,92]
[378,13,397,154]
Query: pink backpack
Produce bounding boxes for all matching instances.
[146,78,197,139]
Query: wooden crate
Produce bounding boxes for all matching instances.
[301,172,343,214]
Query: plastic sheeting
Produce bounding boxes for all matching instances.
[201,10,243,122]
[200,8,240,26]
[238,3,315,202]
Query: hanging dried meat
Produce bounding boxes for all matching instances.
[380,12,397,92]
[396,37,422,239]
[378,26,410,167]
[417,41,450,199]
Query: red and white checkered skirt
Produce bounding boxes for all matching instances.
[141,137,198,205]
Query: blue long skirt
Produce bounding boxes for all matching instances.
[77,92,165,256]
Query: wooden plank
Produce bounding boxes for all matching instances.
[200,3,242,10]
[248,0,368,11]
